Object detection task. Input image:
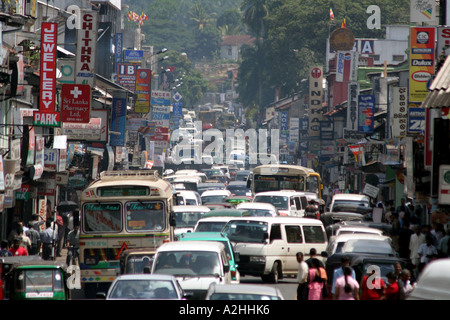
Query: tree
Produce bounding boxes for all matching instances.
[188,3,217,32]
[241,0,269,39]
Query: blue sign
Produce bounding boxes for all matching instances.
[110,96,127,146]
[123,49,144,62]
[151,98,171,105]
[172,106,183,118]
[358,95,375,133]
[152,112,170,120]
[408,107,425,133]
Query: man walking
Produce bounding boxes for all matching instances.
[40,220,58,260]
[296,252,309,300]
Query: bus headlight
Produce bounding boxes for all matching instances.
[249,256,265,263]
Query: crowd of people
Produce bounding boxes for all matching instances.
[0,201,80,266]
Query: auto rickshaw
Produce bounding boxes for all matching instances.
[0,256,70,300]
[119,248,156,275]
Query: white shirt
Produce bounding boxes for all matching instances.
[417,243,438,263]
[409,233,426,260]
[296,261,308,284]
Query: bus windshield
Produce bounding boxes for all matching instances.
[83,202,122,233]
[126,201,165,232]
[253,175,304,194]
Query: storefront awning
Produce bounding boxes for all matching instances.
[423,55,450,109]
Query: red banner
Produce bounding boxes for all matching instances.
[61,84,91,123]
[39,22,57,113]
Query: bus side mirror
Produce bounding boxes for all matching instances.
[246,179,251,188]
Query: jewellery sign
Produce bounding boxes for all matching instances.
[75,10,98,87]
[61,84,91,123]
[34,22,60,127]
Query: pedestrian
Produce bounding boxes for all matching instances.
[40,220,58,260]
[295,252,309,300]
[305,248,325,268]
[398,221,414,259]
[421,224,438,247]
[25,222,41,255]
[361,266,386,300]
[0,240,13,257]
[431,223,445,244]
[437,228,450,258]
[8,221,25,245]
[331,256,356,296]
[55,211,66,257]
[390,213,401,251]
[17,227,32,253]
[29,214,45,232]
[307,258,327,300]
[66,223,80,266]
[409,225,426,277]
[396,198,411,227]
[322,186,330,206]
[333,266,360,300]
[9,237,28,256]
[398,269,414,300]
[382,272,400,300]
[417,234,438,274]
[393,261,403,279]
[304,200,318,218]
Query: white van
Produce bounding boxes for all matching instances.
[222,216,328,283]
[152,241,232,300]
[253,191,308,217]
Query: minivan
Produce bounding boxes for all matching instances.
[179,232,240,283]
[253,191,308,217]
[330,194,371,214]
[152,241,232,300]
[222,217,328,283]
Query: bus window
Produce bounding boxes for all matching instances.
[83,203,122,233]
[126,201,165,232]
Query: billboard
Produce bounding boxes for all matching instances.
[75,10,98,87]
[409,27,436,103]
[134,69,151,113]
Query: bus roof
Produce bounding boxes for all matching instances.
[81,170,174,200]
[252,164,313,175]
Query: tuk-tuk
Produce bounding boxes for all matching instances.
[0,256,70,300]
[119,248,156,275]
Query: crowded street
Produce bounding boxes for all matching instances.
[0,0,449,304]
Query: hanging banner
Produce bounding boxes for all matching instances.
[358,95,375,133]
[409,27,436,103]
[110,91,127,146]
[134,69,151,113]
[308,66,324,138]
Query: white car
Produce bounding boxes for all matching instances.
[326,233,392,256]
[176,190,202,206]
[102,274,186,300]
[173,205,210,237]
[330,193,371,213]
[236,202,279,217]
[205,283,284,300]
[201,190,232,204]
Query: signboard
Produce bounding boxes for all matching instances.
[75,10,98,87]
[308,66,324,138]
[289,118,299,142]
[438,165,450,205]
[57,59,75,84]
[134,69,151,113]
[409,27,436,103]
[408,105,426,133]
[117,63,137,92]
[391,87,408,138]
[358,95,374,133]
[62,118,102,141]
[115,33,123,72]
[410,0,436,25]
[347,82,359,131]
[34,22,60,127]
[363,183,380,198]
[123,49,144,62]
[110,92,127,146]
[61,84,91,123]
